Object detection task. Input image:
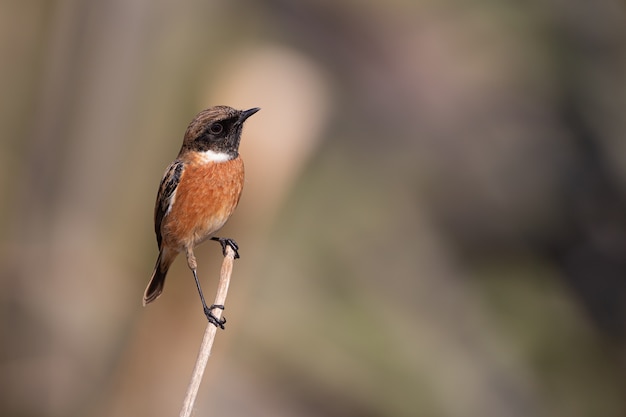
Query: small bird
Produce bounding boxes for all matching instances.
[143,105,259,328]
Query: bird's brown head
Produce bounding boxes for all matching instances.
[180,105,260,159]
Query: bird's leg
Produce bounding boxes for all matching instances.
[192,269,226,329]
[186,248,226,329]
[211,237,240,259]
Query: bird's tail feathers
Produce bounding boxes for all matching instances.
[143,251,173,306]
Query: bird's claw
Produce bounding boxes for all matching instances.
[211,237,240,259]
[204,304,226,329]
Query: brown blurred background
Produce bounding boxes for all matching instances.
[1,0,625,416]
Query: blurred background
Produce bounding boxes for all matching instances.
[1,0,625,416]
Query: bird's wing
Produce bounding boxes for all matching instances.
[154,160,184,248]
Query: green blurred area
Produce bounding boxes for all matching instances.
[1,1,625,416]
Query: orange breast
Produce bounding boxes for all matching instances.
[162,156,244,250]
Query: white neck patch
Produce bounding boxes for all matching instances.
[197,149,232,163]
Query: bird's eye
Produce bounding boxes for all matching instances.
[209,123,224,135]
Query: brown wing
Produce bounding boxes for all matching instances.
[154,160,184,248]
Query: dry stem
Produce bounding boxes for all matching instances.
[179,245,236,417]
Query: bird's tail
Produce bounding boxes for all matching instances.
[143,250,174,306]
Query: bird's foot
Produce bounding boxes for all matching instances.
[204,304,226,329]
[211,237,240,259]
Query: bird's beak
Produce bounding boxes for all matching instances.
[238,107,260,123]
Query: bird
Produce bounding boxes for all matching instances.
[143,105,259,328]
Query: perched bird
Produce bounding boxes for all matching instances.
[143,106,259,328]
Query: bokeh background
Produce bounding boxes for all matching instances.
[1,0,625,416]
